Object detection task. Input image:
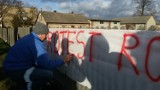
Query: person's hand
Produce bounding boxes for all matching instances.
[63,54,74,63]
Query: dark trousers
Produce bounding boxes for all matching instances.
[29,67,53,90]
[7,67,54,90]
[7,70,27,90]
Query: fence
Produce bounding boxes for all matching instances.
[46,28,160,90]
[0,27,31,46]
[2,27,160,90]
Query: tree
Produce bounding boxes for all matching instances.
[11,7,38,27]
[132,0,157,17]
[21,7,38,27]
[0,0,22,27]
[26,7,38,26]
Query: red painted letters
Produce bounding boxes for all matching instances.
[89,32,101,62]
[118,34,140,75]
[47,30,160,82]
[76,30,85,59]
[145,36,160,82]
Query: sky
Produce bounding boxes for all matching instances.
[21,0,160,20]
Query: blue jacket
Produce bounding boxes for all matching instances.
[3,32,64,71]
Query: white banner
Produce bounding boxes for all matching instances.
[45,29,160,90]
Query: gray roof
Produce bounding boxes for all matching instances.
[113,16,152,24]
[41,11,89,24]
[89,18,120,22]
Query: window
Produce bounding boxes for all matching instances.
[71,25,75,28]
[62,25,65,28]
[114,22,117,24]
[100,21,104,24]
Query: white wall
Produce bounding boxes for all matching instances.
[91,21,109,29]
[45,29,160,90]
[110,22,120,29]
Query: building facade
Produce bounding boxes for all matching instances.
[89,19,120,29]
[37,11,90,28]
[113,16,157,30]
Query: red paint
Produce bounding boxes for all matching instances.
[89,32,101,62]
[54,31,61,53]
[47,31,60,54]
[76,30,85,59]
[67,31,76,54]
[47,30,160,82]
[60,31,67,55]
[47,31,53,53]
[145,36,160,82]
[118,34,140,75]
[53,31,59,54]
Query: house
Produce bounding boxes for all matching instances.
[2,7,38,28]
[37,11,90,28]
[156,21,160,30]
[113,16,157,30]
[89,18,120,29]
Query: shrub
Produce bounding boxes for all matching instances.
[0,38,10,55]
[148,25,158,31]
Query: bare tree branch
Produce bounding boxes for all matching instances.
[132,0,157,17]
[0,0,22,27]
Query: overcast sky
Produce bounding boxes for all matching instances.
[21,0,160,20]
